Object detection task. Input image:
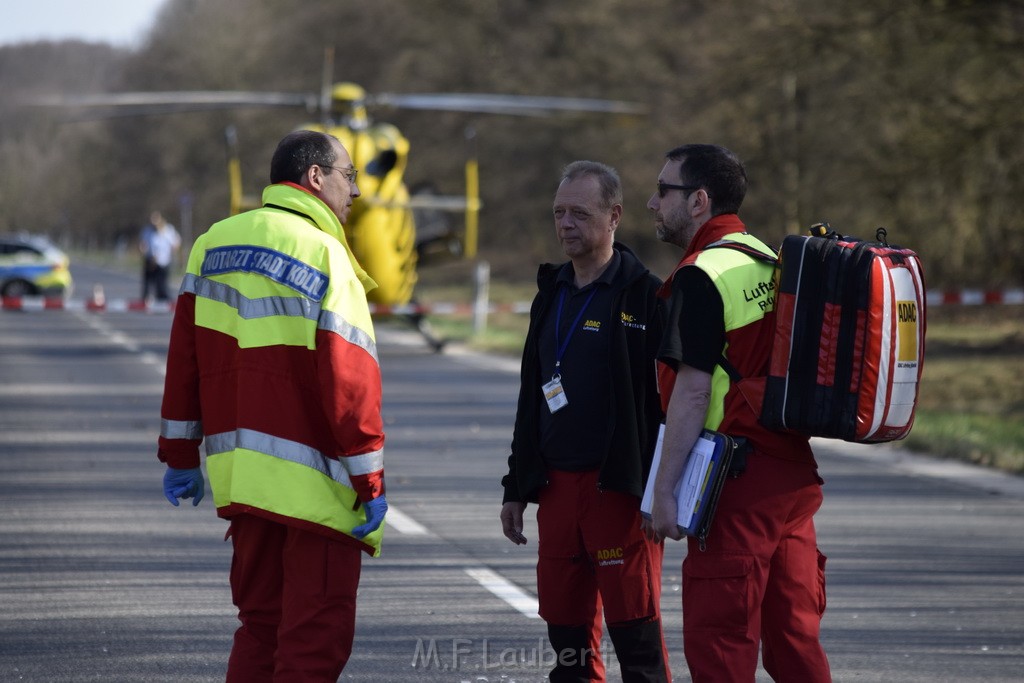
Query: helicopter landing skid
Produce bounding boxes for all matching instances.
[406,312,448,353]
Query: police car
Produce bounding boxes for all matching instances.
[0,234,74,298]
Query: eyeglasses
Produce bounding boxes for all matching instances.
[657,182,700,199]
[322,165,359,183]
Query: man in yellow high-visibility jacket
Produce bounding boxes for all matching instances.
[158,129,387,681]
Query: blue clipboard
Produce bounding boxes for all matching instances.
[641,427,736,546]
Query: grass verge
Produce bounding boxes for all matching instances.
[909,306,1024,474]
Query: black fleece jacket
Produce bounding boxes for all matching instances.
[501,242,667,504]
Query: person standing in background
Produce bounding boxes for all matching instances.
[139,210,181,302]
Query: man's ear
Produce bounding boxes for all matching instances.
[692,188,711,217]
[304,164,325,192]
[609,203,623,230]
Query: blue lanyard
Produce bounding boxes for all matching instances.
[553,285,598,377]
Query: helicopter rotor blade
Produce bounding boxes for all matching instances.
[365,195,472,212]
[23,89,646,122]
[364,93,647,117]
[26,91,319,115]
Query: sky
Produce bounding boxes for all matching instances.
[0,0,168,47]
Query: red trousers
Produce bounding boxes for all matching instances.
[225,514,362,683]
[537,469,669,679]
[681,453,831,683]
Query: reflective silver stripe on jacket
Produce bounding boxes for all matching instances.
[204,428,354,488]
[318,309,378,363]
[340,449,384,477]
[183,273,378,362]
[161,418,203,440]
[181,273,320,321]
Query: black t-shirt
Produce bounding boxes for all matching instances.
[658,266,725,374]
[537,253,620,471]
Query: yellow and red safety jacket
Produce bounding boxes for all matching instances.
[657,214,814,463]
[158,182,386,555]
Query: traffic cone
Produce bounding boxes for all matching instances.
[88,284,106,311]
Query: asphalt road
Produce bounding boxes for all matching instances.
[1,261,1022,682]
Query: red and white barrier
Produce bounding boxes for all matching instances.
[0,295,532,316]
[926,289,1024,306]
[4,290,1022,313]
[1,296,175,313]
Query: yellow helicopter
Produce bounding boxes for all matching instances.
[31,55,645,344]
[224,80,482,312]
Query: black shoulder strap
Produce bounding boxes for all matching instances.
[715,353,742,383]
[703,239,779,266]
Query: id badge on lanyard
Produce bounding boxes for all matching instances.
[542,286,597,414]
[543,375,568,413]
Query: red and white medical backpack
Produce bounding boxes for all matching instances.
[759,224,926,443]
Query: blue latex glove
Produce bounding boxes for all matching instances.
[351,495,388,539]
[163,466,205,507]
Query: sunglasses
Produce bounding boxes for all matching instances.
[657,182,700,198]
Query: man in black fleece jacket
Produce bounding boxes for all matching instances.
[500,160,671,682]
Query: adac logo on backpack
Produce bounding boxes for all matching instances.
[762,223,926,443]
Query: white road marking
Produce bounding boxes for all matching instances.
[382,501,541,620]
[464,567,540,619]
[385,505,434,536]
[383,506,542,620]
[383,507,542,619]
[77,311,166,375]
